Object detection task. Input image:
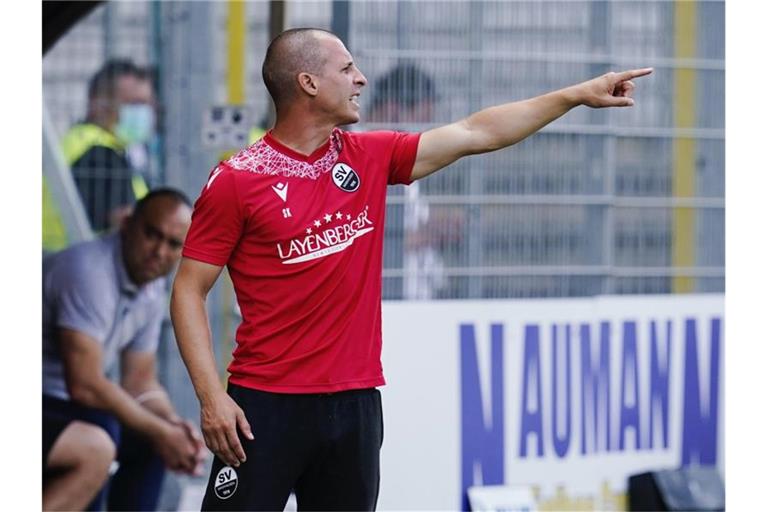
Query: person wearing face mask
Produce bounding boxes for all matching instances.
[57,59,153,236]
[122,67,160,183]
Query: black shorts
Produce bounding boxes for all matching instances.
[42,394,117,468]
[42,411,70,468]
[42,394,166,511]
[201,384,384,511]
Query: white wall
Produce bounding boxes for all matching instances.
[378,294,724,510]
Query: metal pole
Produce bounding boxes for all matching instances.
[331,0,350,47]
[266,0,286,127]
[466,1,484,298]
[42,103,93,244]
[671,0,698,293]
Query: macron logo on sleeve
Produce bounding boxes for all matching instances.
[206,167,224,189]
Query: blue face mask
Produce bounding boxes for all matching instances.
[116,103,155,144]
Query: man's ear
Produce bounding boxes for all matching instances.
[297,72,319,97]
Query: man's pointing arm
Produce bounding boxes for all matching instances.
[410,68,653,181]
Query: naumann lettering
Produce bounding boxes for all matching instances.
[276,208,374,264]
[459,315,722,510]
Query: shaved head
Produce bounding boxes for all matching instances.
[262,28,339,111]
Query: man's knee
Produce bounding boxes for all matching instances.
[79,422,116,469]
[48,421,116,472]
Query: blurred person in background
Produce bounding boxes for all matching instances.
[368,63,435,124]
[123,66,161,188]
[368,63,447,299]
[171,28,651,511]
[60,58,153,234]
[42,189,205,511]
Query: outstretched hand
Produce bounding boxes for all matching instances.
[576,68,653,108]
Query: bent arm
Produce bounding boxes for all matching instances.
[411,68,653,180]
[171,257,253,468]
[170,257,226,406]
[121,351,179,423]
[59,328,171,439]
[61,329,201,473]
[121,348,207,474]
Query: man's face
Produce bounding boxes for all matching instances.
[112,74,156,143]
[121,197,191,285]
[314,35,368,125]
[102,74,144,126]
[115,74,154,106]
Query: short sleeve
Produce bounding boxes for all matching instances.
[387,132,421,186]
[53,259,112,343]
[125,300,164,353]
[183,164,245,266]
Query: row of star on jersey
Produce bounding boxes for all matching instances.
[306,212,352,234]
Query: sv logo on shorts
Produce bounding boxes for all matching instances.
[332,163,360,192]
[214,466,238,499]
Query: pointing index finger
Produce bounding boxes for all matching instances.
[617,68,653,81]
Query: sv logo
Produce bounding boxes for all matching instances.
[332,163,360,192]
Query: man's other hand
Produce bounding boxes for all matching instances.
[173,418,208,476]
[153,421,202,474]
[200,391,254,468]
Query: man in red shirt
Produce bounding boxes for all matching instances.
[171,28,651,511]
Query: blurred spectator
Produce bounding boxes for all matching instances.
[368,63,435,124]
[123,66,159,184]
[368,63,447,299]
[59,59,153,234]
[42,189,205,511]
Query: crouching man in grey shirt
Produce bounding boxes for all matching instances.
[42,188,206,511]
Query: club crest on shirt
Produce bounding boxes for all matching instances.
[331,163,360,192]
[214,466,238,499]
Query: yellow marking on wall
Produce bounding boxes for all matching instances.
[227,0,246,104]
[219,0,248,382]
[672,0,697,293]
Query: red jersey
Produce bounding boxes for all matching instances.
[183,128,420,393]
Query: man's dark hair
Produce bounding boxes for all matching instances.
[87,58,143,100]
[262,28,337,110]
[371,63,435,110]
[132,187,192,218]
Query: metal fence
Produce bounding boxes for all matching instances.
[348,0,725,299]
[43,0,725,301]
